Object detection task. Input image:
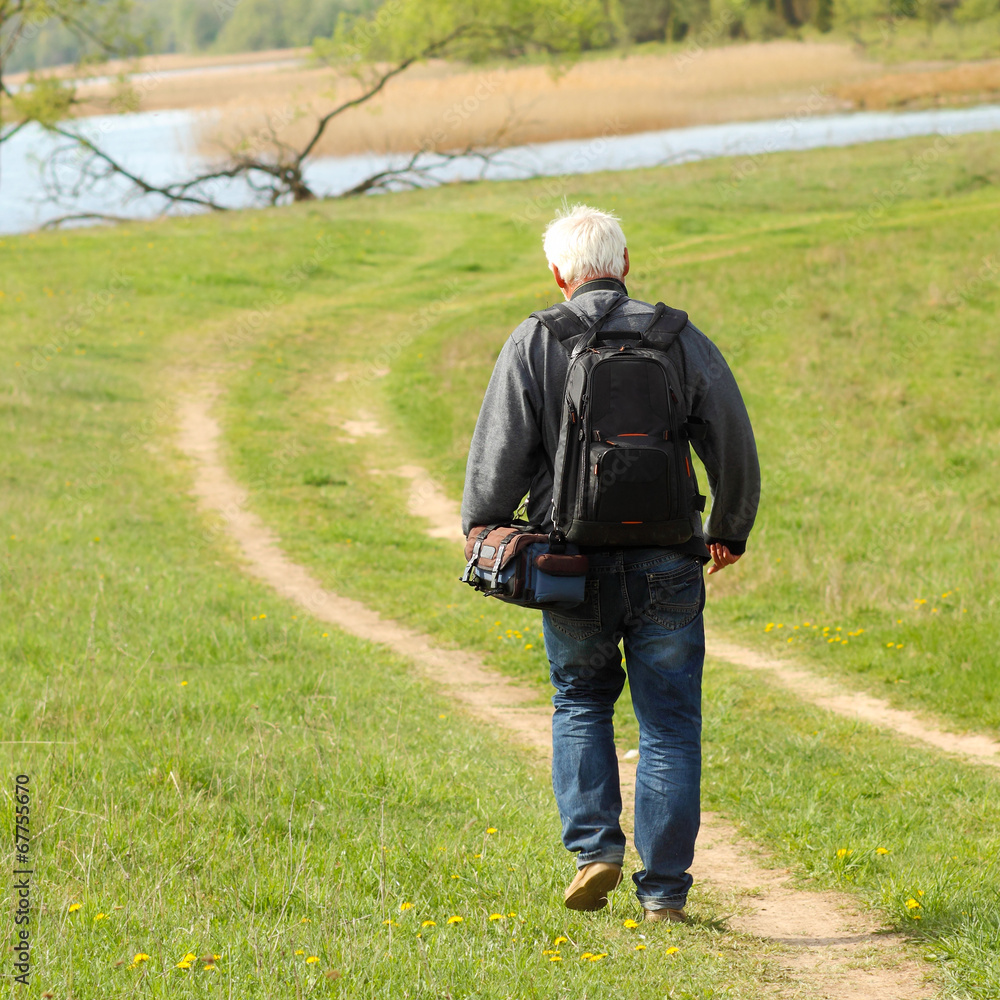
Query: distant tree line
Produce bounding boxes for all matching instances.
[619,0,990,43]
[3,0,373,71]
[3,0,997,72]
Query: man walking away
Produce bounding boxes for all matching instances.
[461,205,759,921]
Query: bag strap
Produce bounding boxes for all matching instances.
[531,293,625,353]
[461,524,497,583]
[490,529,522,591]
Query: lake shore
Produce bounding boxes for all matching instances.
[6,41,999,160]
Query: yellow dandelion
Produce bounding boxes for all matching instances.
[634,943,647,951]
[524,643,533,649]
[887,642,895,648]
[300,917,312,923]
[446,915,463,924]
[508,912,517,918]
[896,643,904,649]
[876,847,891,855]
[176,961,192,969]
[182,953,197,962]
[553,936,568,945]
[549,955,562,962]
[305,956,319,964]
[905,898,921,910]
[399,902,414,911]
[180,680,188,686]
[588,952,607,961]
[131,953,149,965]
[918,890,924,896]
[665,946,680,955]
[489,914,504,921]
[836,848,852,859]
[204,963,216,970]
[439,714,447,719]
[580,952,594,960]
[383,919,398,926]
[94,913,107,921]
[542,949,557,955]
[322,632,328,638]
[68,903,82,913]
[622,918,640,928]
[421,920,436,928]
[295,949,305,956]
[486,827,497,834]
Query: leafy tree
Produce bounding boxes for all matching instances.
[618,0,708,42]
[0,0,137,143]
[31,0,617,221]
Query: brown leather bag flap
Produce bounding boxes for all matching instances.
[533,552,589,576]
[464,526,548,571]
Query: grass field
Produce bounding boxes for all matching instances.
[3,129,999,996]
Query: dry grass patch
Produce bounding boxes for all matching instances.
[189,41,878,160]
[43,41,878,156]
[836,58,1000,109]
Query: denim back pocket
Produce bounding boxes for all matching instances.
[546,578,602,640]
[643,560,704,631]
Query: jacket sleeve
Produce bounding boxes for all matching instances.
[461,331,544,536]
[686,331,760,554]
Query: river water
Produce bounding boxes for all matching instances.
[1,103,999,234]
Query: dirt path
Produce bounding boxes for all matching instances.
[338,408,1000,771]
[708,639,1000,768]
[178,389,936,999]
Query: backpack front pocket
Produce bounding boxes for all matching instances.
[589,438,675,524]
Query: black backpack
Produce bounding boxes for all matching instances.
[531,293,707,547]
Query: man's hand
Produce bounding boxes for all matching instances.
[708,543,742,575]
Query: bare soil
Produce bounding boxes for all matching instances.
[177,387,940,998]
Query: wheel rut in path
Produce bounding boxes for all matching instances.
[178,390,935,1000]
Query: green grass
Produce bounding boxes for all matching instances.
[3,130,999,996]
[211,133,1000,735]
[2,205,779,999]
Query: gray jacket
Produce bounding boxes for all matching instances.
[461,278,760,559]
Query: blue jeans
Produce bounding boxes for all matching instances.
[542,547,706,911]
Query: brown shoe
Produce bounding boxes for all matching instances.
[643,907,686,923]
[564,862,623,911]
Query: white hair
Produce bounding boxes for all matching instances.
[542,204,627,287]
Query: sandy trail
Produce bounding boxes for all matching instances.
[178,387,943,998]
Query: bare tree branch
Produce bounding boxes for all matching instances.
[40,209,134,228]
[297,25,474,166]
[46,121,230,210]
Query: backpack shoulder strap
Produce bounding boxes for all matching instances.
[530,301,589,344]
[531,292,625,351]
[641,302,689,352]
